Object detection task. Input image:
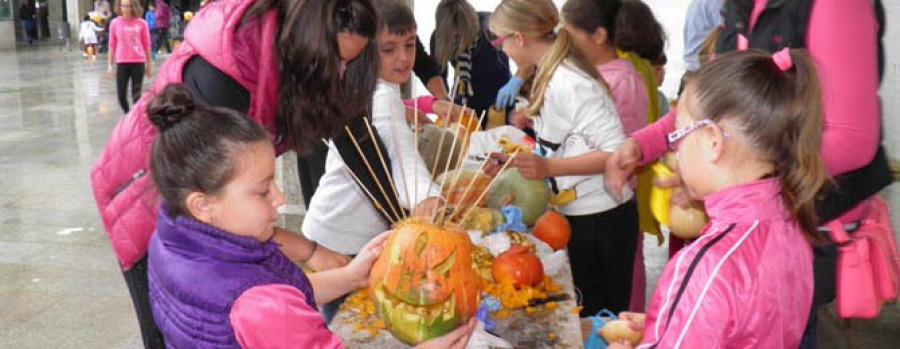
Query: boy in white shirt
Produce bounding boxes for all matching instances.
[302,0,441,279]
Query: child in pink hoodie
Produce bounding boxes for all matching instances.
[609,49,825,348]
[107,0,152,113]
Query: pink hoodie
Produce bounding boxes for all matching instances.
[639,178,813,348]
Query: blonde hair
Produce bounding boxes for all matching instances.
[490,0,603,116]
[688,49,826,241]
[434,0,480,73]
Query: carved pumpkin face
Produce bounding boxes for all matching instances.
[368,218,482,344]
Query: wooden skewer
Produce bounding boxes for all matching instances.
[445,149,495,223]
[321,140,395,225]
[437,108,485,226]
[456,150,521,226]
[363,117,407,219]
[435,121,464,226]
[412,89,420,211]
[344,126,403,223]
[423,103,459,197]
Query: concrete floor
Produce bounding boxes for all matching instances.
[1,46,898,348]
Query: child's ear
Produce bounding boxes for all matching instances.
[185,192,216,224]
[703,125,727,163]
[591,27,609,45]
[513,32,526,46]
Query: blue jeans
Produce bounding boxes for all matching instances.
[22,20,35,44]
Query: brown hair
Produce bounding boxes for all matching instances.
[614,0,666,61]
[148,84,269,218]
[687,50,826,241]
[490,0,601,117]
[244,0,379,154]
[372,0,416,35]
[433,0,480,73]
[114,0,143,18]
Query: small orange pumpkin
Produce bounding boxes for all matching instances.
[436,169,491,208]
[534,210,571,250]
[492,245,544,288]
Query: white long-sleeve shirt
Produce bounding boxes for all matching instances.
[79,20,103,45]
[533,61,632,216]
[302,80,440,255]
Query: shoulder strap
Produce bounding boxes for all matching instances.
[332,116,408,225]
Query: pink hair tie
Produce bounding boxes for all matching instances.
[772,47,793,71]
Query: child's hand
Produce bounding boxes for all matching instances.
[617,312,646,333]
[107,65,114,78]
[433,100,476,123]
[413,196,445,218]
[307,246,351,272]
[344,232,390,288]
[512,151,550,180]
[415,318,476,349]
[509,108,533,129]
[604,138,642,202]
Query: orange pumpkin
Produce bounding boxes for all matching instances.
[436,169,491,208]
[534,210,571,250]
[369,218,482,344]
[492,245,544,288]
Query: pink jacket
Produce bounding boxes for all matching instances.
[639,179,813,348]
[109,17,151,64]
[231,285,344,348]
[90,0,281,270]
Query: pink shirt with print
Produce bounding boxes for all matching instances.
[109,17,151,64]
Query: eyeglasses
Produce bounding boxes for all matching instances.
[666,119,731,151]
[491,34,512,49]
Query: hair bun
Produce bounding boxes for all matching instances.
[147,84,197,131]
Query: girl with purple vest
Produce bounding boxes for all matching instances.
[146,84,475,348]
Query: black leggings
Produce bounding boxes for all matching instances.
[122,256,165,349]
[567,200,640,317]
[116,62,145,113]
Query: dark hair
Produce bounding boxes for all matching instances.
[148,84,269,218]
[244,0,379,154]
[615,0,666,61]
[84,14,91,21]
[373,0,416,35]
[562,0,666,62]
[688,50,825,241]
[651,52,667,66]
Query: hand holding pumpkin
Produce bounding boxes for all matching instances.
[343,232,390,289]
[414,318,477,349]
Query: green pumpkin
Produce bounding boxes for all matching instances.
[487,168,550,226]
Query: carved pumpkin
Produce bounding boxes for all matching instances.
[534,210,571,250]
[487,168,550,226]
[436,169,491,208]
[368,218,482,344]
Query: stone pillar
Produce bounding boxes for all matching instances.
[275,151,307,232]
[882,1,900,237]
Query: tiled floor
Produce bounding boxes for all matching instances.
[1,43,898,348]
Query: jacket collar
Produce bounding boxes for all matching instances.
[156,205,279,263]
[703,177,787,227]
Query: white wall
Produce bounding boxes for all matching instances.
[880,1,899,235]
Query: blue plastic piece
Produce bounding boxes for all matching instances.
[495,205,527,233]
[584,309,619,349]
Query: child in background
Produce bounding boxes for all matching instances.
[650,53,669,117]
[146,84,474,348]
[79,14,104,60]
[144,3,157,60]
[107,0,152,113]
[489,0,637,316]
[609,49,824,348]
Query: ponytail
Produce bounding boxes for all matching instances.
[690,49,826,242]
[777,50,826,241]
[527,29,602,116]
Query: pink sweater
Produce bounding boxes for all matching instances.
[231,285,344,348]
[109,17,151,64]
[598,59,649,135]
[633,0,881,222]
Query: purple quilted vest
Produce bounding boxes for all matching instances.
[148,207,315,348]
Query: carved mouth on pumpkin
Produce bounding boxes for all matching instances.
[373,283,461,345]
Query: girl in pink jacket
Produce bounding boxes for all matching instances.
[609,49,825,348]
